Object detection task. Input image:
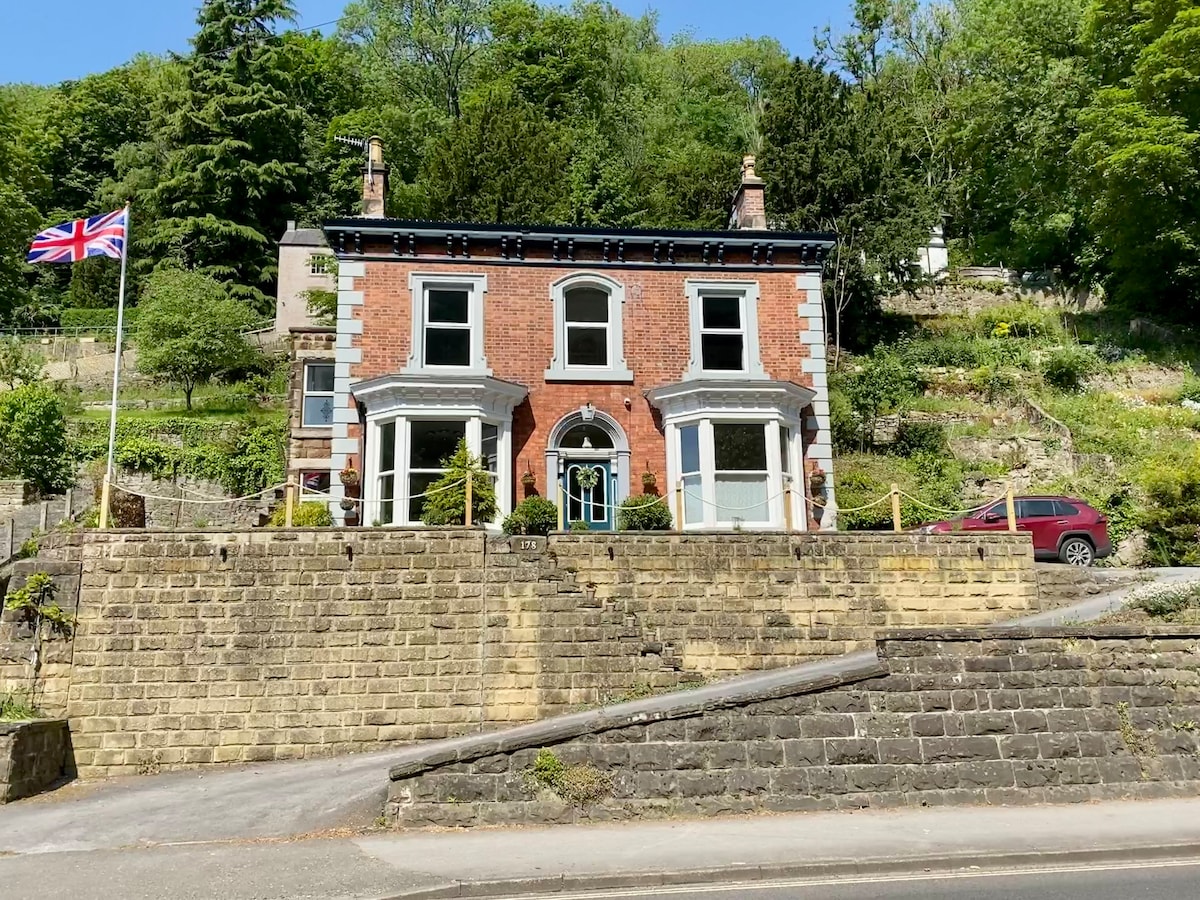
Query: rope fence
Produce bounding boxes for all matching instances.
[97,469,1022,535]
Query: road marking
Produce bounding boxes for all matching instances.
[485,856,1200,899]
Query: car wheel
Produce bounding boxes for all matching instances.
[1060,537,1094,567]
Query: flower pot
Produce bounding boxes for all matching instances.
[339,469,360,487]
[641,473,657,488]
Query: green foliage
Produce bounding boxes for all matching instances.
[839,353,923,450]
[1126,581,1200,619]
[59,307,139,330]
[973,304,1063,340]
[0,690,40,722]
[419,438,497,526]
[617,494,673,531]
[835,451,966,531]
[525,748,613,807]
[0,338,43,389]
[267,500,333,527]
[1140,444,1200,567]
[4,572,74,637]
[502,496,559,536]
[0,383,72,493]
[569,519,592,533]
[70,416,286,496]
[891,420,949,458]
[828,386,859,454]
[969,365,1017,401]
[1042,346,1100,393]
[136,269,259,410]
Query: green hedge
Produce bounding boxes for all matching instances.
[59,307,139,330]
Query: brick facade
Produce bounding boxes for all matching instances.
[5,530,1048,777]
[291,156,837,532]
[287,327,336,492]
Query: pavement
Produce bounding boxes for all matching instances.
[3,796,1200,899]
[0,566,1197,900]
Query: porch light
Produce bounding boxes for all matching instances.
[581,401,595,421]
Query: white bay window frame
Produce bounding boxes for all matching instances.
[648,380,813,531]
[404,272,490,375]
[545,272,633,382]
[353,373,526,527]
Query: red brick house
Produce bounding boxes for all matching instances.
[293,143,837,530]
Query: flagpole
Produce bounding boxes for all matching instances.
[99,203,131,530]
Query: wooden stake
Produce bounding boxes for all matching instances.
[891,483,902,533]
[675,480,684,531]
[1006,482,1017,533]
[465,470,474,527]
[783,481,793,532]
[284,479,295,528]
[99,475,111,530]
[557,483,566,531]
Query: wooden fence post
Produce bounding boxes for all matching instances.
[1006,482,1017,533]
[284,479,295,528]
[675,480,684,532]
[465,470,474,527]
[890,483,902,533]
[557,484,566,531]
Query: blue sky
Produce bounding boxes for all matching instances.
[0,1,851,85]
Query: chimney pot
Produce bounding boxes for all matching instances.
[361,138,389,218]
[286,220,296,232]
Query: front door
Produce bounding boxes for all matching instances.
[563,461,613,531]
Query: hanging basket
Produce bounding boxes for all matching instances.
[641,471,657,488]
[339,467,360,487]
[521,471,537,487]
[339,497,357,512]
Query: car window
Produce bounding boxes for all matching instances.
[978,502,1006,519]
[1020,499,1058,518]
[1054,500,1079,516]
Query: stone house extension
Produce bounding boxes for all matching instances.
[286,144,838,532]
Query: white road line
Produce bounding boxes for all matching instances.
[485,856,1200,899]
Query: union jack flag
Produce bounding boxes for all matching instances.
[27,208,128,264]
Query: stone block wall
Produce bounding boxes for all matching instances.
[387,626,1200,826]
[9,528,1044,777]
[0,719,72,802]
[0,561,83,716]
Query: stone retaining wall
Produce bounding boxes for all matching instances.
[0,719,72,802]
[8,528,1044,776]
[386,627,1200,826]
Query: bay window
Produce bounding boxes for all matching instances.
[352,373,527,528]
[649,380,814,531]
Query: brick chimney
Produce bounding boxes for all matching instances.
[729,155,767,230]
[361,136,388,217]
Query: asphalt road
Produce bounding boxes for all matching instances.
[513,860,1200,900]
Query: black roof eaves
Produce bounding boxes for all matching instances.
[322,218,836,244]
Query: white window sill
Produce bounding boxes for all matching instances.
[544,366,635,383]
[295,426,335,437]
[401,364,494,377]
[682,370,769,381]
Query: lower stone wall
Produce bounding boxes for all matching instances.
[7,528,1045,776]
[0,719,72,802]
[386,627,1200,826]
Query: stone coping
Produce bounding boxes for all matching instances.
[0,718,65,737]
[388,653,888,781]
[877,625,1200,641]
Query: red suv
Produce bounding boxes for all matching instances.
[915,495,1112,566]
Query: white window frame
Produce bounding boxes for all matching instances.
[301,362,335,428]
[685,280,765,380]
[308,254,332,276]
[404,272,490,375]
[366,414,509,527]
[545,272,633,382]
[668,416,783,529]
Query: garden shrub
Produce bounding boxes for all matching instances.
[1042,346,1099,393]
[420,439,497,526]
[834,451,965,530]
[974,303,1062,340]
[0,383,74,493]
[828,384,859,453]
[891,420,949,458]
[1139,445,1200,566]
[267,501,333,527]
[617,494,673,531]
[59,307,139,330]
[969,365,1016,401]
[1126,581,1200,619]
[502,496,559,535]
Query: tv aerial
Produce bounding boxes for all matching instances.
[335,135,374,179]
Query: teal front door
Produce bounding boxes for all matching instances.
[563,461,613,530]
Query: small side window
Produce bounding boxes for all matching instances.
[1022,499,1058,518]
[1055,500,1080,516]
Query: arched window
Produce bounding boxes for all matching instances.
[545,273,633,382]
